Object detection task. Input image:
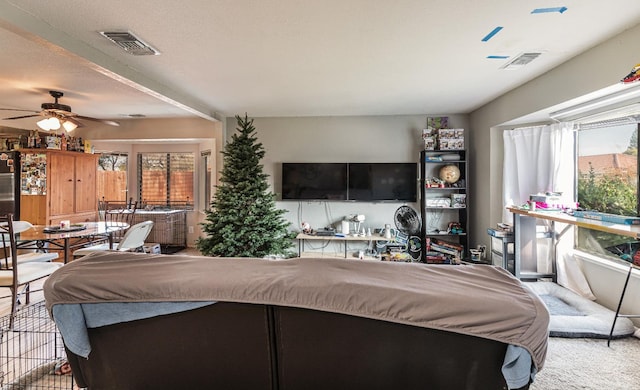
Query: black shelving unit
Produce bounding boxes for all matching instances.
[420,149,469,263]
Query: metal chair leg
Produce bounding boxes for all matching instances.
[9,287,17,329]
[608,263,633,346]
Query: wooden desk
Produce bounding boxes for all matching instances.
[507,206,640,280]
[508,206,640,345]
[15,221,129,263]
[508,207,640,239]
[295,233,388,258]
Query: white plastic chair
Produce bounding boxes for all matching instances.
[73,220,154,259]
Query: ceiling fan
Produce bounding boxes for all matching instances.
[0,90,119,131]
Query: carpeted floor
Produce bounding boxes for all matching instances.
[530,335,640,389]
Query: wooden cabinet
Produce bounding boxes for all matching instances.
[20,149,98,225]
[49,153,75,216]
[75,155,97,214]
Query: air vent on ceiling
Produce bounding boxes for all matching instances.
[500,52,541,70]
[99,31,160,56]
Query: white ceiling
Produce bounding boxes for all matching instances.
[1,0,640,129]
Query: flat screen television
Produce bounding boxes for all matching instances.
[348,163,417,202]
[281,163,348,200]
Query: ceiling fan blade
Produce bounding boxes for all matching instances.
[3,114,40,120]
[0,108,39,114]
[0,108,38,112]
[76,115,120,127]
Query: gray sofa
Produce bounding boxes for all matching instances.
[44,253,549,390]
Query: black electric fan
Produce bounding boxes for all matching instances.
[394,205,421,235]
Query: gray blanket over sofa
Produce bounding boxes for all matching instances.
[44,252,548,373]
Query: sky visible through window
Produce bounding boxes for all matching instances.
[579,124,636,155]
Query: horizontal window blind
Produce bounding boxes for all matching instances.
[138,152,194,209]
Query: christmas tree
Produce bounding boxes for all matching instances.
[196,114,294,257]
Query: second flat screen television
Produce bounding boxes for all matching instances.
[348,163,417,202]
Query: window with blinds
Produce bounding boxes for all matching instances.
[137,152,194,209]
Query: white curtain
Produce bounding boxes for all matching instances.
[502,122,575,222]
[503,122,595,298]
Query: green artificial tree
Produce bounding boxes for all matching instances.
[196,114,294,257]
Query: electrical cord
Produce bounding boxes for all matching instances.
[324,201,335,229]
[428,209,443,233]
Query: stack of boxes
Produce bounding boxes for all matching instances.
[421,117,465,151]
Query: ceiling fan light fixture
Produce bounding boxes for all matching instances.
[36,118,50,130]
[2,90,121,128]
[48,117,61,130]
[36,116,60,131]
[62,120,78,132]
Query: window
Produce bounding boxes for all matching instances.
[576,121,639,259]
[201,150,213,210]
[137,152,194,210]
[97,153,128,202]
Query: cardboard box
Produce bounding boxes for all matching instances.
[451,193,466,208]
[424,136,436,150]
[437,128,464,150]
[84,140,92,153]
[143,243,161,254]
[46,136,61,149]
[426,198,451,207]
